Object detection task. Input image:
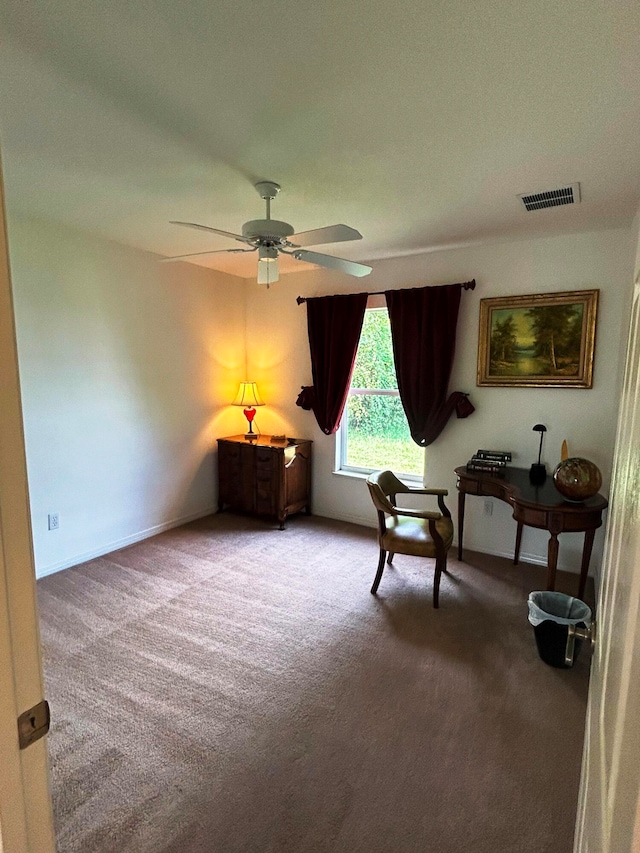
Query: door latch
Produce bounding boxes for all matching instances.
[565,620,597,667]
[17,700,50,750]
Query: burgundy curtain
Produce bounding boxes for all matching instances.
[296,292,368,434]
[385,283,474,446]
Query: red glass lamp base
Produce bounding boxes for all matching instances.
[244,407,257,440]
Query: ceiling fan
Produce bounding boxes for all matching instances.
[161,181,372,285]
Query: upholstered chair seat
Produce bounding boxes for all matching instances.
[366,470,454,608]
[381,513,454,558]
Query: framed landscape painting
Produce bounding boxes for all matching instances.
[477,289,599,388]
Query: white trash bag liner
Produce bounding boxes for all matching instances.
[527,591,591,628]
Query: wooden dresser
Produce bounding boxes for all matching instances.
[217,435,312,529]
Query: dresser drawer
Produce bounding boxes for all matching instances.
[221,442,241,460]
[255,481,277,515]
[218,441,253,512]
[256,447,277,472]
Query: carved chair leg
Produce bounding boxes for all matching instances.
[371,548,387,594]
[387,552,394,565]
[433,556,445,609]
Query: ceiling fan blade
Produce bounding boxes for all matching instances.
[160,248,256,263]
[293,250,372,277]
[170,221,253,245]
[257,255,279,285]
[288,224,362,248]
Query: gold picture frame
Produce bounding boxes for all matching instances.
[477,289,599,388]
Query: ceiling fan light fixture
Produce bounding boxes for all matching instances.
[258,246,278,263]
[258,253,279,286]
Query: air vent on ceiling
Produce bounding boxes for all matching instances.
[518,183,581,212]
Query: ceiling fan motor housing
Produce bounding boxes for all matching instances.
[242,219,295,244]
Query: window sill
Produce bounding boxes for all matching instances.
[333,468,423,485]
[332,468,370,481]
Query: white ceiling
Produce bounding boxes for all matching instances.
[1,0,639,279]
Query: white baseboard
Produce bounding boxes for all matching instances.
[456,543,551,569]
[314,510,583,575]
[319,510,378,529]
[37,504,584,581]
[35,505,218,579]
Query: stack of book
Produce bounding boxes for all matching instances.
[466,449,512,474]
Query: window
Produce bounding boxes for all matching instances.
[338,306,424,478]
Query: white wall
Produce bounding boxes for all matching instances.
[8,216,246,577]
[246,227,634,574]
[6,218,634,580]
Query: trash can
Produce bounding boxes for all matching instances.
[527,591,592,669]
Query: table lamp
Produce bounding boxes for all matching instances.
[529,423,547,484]
[232,381,264,440]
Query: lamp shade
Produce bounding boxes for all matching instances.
[232,381,265,408]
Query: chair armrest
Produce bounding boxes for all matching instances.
[392,506,442,520]
[393,488,452,521]
[394,485,449,496]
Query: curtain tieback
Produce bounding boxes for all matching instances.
[296,386,316,411]
[454,392,475,419]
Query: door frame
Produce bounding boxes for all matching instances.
[573,266,640,850]
[0,148,55,851]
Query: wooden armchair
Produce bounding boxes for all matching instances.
[366,470,454,608]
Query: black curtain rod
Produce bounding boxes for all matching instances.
[296,279,476,305]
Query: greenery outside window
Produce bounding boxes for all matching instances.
[338,306,424,479]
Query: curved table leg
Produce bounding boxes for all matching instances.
[514,521,523,566]
[579,529,596,600]
[546,534,559,591]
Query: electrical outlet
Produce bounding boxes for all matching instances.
[483,500,493,517]
[48,513,59,531]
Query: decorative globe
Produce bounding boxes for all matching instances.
[553,457,602,502]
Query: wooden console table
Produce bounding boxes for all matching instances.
[218,435,312,529]
[454,466,608,599]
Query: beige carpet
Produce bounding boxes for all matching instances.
[37,513,592,853]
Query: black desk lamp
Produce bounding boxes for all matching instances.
[529,424,547,484]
